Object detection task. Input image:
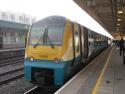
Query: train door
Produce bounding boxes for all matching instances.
[79,26,83,62]
[88,30,92,56]
[72,23,81,65]
[80,27,84,61]
[83,27,89,58]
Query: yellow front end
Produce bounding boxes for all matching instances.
[24,16,73,86]
[25,20,72,61]
[26,46,62,60]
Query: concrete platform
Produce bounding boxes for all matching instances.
[95,46,125,94]
[55,46,125,94]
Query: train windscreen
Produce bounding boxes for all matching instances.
[29,16,66,46]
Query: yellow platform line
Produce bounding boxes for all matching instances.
[92,47,114,94]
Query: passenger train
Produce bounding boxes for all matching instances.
[24,16,108,88]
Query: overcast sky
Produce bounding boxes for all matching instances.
[0,0,113,38]
[0,0,72,20]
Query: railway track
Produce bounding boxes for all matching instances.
[0,56,24,67]
[0,55,24,85]
[24,86,57,94]
[0,67,24,85]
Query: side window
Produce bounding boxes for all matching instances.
[81,27,84,52]
[88,30,92,47]
[75,31,79,52]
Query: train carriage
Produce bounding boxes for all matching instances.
[24,16,108,87]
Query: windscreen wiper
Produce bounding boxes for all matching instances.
[45,28,55,48]
[34,27,54,48]
[33,31,45,48]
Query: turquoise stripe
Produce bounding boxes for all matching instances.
[24,56,81,85]
[24,59,68,85]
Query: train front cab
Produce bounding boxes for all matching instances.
[24,18,74,87]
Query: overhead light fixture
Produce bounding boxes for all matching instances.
[117,10,123,14]
[117,19,122,21]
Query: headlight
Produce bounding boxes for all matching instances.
[54,58,63,63]
[30,57,34,61]
[25,57,34,61]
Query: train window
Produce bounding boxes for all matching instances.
[29,24,64,45]
[48,25,64,44]
[29,16,66,46]
[75,32,78,35]
[75,31,79,52]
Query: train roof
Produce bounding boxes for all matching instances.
[33,15,107,37]
[34,16,67,26]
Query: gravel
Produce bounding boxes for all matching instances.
[0,77,35,94]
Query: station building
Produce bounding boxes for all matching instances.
[0,10,36,49]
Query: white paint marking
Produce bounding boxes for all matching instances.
[24,86,38,94]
